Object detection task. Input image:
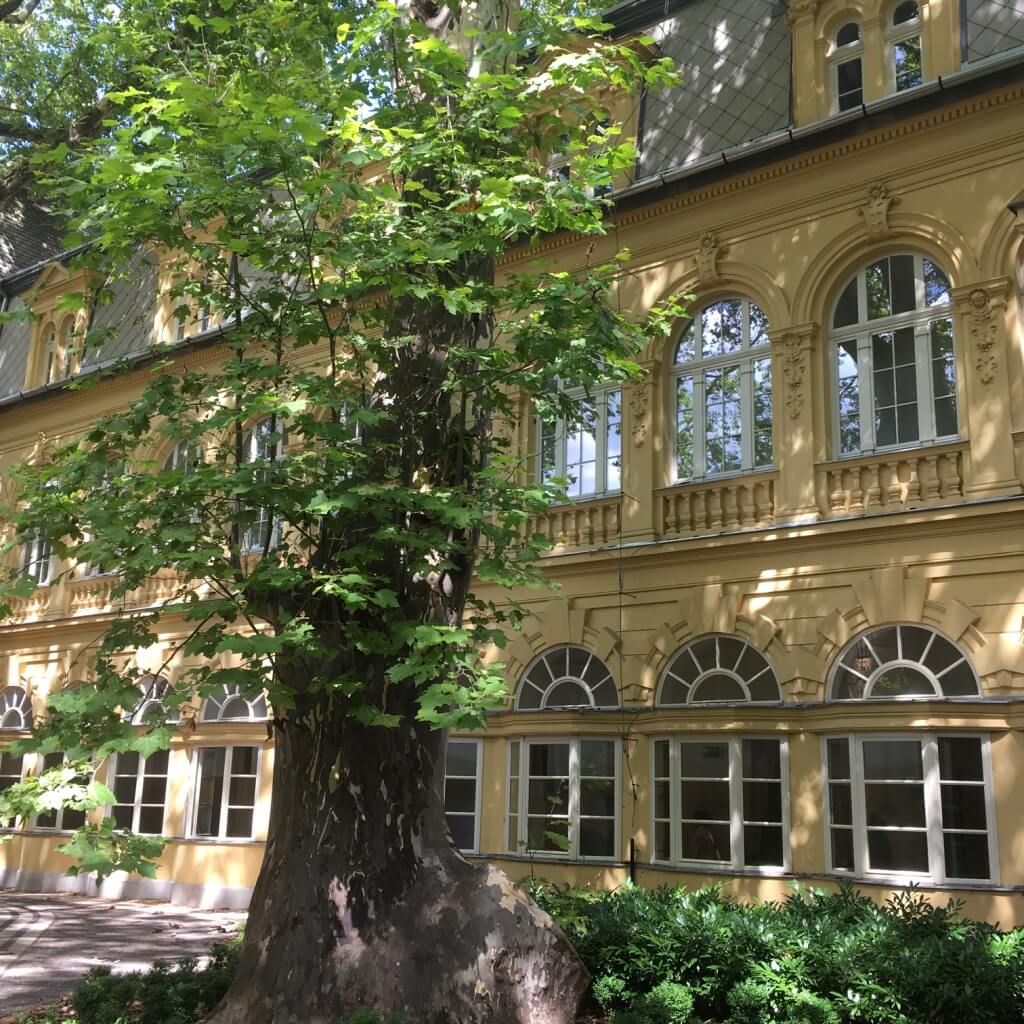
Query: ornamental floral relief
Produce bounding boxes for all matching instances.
[778,325,817,420]
[858,181,899,240]
[628,381,651,447]
[964,288,999,385]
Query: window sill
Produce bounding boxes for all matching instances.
[667,465,776,489]
[545,490,622,510]
[649,859,789,878]
[825,437,964,467]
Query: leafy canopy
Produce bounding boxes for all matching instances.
[0,0,681,875]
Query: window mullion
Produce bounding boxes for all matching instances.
[857,335,874,452]
[730,738,743,871]
[221,747,233,839]
[915,322,935,442]
[135,753,146,834]
[596,393,607,496]
[670,739,681,866]
[922,736,945,885]
[741,361,754,471]
[694,373,706,479]
[852,737,868,876]
[568,739,580,859]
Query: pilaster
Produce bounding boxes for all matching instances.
[771,323,822,523]
[621,362,657,541]
[953,279,1021,498]
[786,1,822,126]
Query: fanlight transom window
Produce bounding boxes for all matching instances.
[516,646,618,710]
[831,254,956,456]
[0,686,32,730]
[201,684,269,722]
[658,635,781,705]
[129,675,180,725]
[830,624,978,700]
[673,298,772,481]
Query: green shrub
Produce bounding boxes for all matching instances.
[70,941,238,1024]
[533,881,1024,1024]
[341,1013,404,1024]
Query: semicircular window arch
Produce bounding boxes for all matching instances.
[657,635,781,706]
[516,645,618,710]
[829,623,978,700]
[201,684,269,722]
[128,675,180,725]
[0,686,33,730]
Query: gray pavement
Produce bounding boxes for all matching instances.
[0,891,245,1015]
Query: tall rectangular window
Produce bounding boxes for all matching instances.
[824,734,995,883]
[191,746,259,839]
[651,737,788,871]
[507,738,618,860]
[538,388,621,500]
[444,739,481,854]
[34,752,87,831]
[0,751,24,795]
[110,750,169,835]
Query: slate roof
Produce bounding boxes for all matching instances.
[629,0,792,178]
[966,0,1024,61]
[83,252,160,369]
[0,293,31,399]
[0,198,63,281]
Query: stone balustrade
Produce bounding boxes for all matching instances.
[524,494,622,550]
[657,473,777,538]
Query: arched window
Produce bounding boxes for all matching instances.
[201,684,268,722]
[58,316,76,379]
[887,2,923,92]
[240,418,287,552]
[516,646,618,710]
[21,531,53,586]
[831,254,955,455]
[0,686,33,730]
[829,624,978,700]
[673,298,772,480]
[658,635,781,705]
[163,439,204,475]
[830,22,863,112]
[128,675,179,725]
[41,324,58,385]
[539,386,621,500]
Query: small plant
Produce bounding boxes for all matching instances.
[341,1013,404,1024]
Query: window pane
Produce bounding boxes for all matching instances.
[701,300,742,357]
[939,662,977,697]
[447,814,476,852]
[680,742,729,779]
[894,37,923,91]
[865,783,926,828]
[62,808,86,830]
[743,782,782,823]
[141,777,167,805]
[606,391,621,492]
[890,255,915,314]
[446,741,478,778]
[828,739,851,779]
[938,738,983,781]
[681,821,730,861]
[940,784,987,830]
[232,747,258,774]
[680,781,730,821]
[894,1,918,25]
[580,740,615,777]
[655,821,671,861]
[931,319,957,435]
[863,740,923,780]
[867,829,929,872]
[837,340,861,453]
[579,817,615,857]
[924,260,951,306]
[866,259,891,320]
[690,674,745,702]
[529,743,569,776]
[147,749,170,774]
[527,817,568,852]
[744,824,783,867]
[944,832,990,880]
[831,828,855,870]
[445,778,476,814]
[837,21,860,45]
[675,323,695,364]
[654,780,670,819]
[870,666,934,698]
[749,304,769,347]
[528,778,570,815]
[837,60,863,111]
[834,278,859,329]
[704,365,742,475]
[654,740,670,779]
[114,776,137,804]
[580,778,615,817]
[742,739,781,779]
[676,374,694,479]
[112,805,134,829]
[138,806,164,835]
[226,808,253,838]
[195,747,226,836]
[753,358,773,468]
[830,783,853,825]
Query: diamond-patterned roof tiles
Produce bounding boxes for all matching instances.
[636,0,792,179]
[966,0,1024,61]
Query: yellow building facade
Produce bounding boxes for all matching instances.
[3,0,1024,922]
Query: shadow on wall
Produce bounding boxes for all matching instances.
[638,0,792,178]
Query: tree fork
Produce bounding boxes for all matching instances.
[208,694,588,1024]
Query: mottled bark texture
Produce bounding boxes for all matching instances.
[206,693,588,1024]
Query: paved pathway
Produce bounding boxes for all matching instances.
[0,891,245,1015]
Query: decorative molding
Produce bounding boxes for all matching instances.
[695,231,725,286]
[774,324,817,420]
[858,181,899,239]
[785,0,819,25]
[954,279,1011,387]
[628,380,651,448]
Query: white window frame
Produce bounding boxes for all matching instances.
[829,23,864,113]
[21,531,53,587]
[108,750,169,836]
[886,2,924,93]
[671,298,773,483]
[241,418,286,552]
[187,745,262,841]
[0,749,26,791]
[0,686,33,731]
[822,732,998,886]
[830,255,957,457]
[507,736,620,862]
[538,385,622,501]
[651,735,790,874]
[444,737,482,854]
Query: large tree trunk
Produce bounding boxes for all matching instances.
[206,692,588,1024]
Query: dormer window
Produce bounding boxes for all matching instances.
[41,325,58,385]
[830,22,864,112]
[888,2,923,92]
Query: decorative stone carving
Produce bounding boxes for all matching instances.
[961,288,1000,385]
[785,0,819,25]
[858,181,899,239]
[696,231,725,286]
[777,325,817,420]
[628,381,650,448]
